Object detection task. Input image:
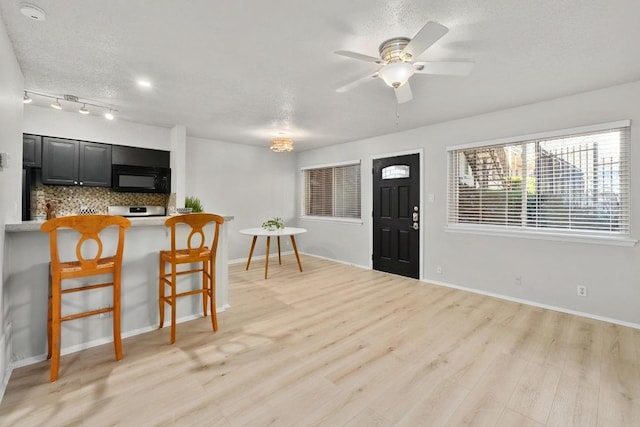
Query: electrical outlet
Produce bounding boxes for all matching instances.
[577,285,587,297]
[436,266,442,274]
[514,276,522,286]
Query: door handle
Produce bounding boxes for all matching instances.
[412,222,419,230]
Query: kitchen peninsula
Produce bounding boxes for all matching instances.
[4,214,234,365]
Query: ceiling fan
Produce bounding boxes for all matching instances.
[335,21,474,104]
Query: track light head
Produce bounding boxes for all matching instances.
[23,91,32,104]
[79,104,90,115]
[51,99,62,110]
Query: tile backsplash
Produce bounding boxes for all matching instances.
[32,183,168,218]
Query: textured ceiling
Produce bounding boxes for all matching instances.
[2,0,640,151]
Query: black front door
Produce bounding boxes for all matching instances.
[373,153,420,279]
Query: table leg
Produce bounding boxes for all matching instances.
[265,236,270,279]
[290,235,303,272]
[245,236,258,270]
[277,236,281,265]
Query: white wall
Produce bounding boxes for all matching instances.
[0,11,24,398]
[296,80,640,326]
[186,136,297,261]
[23,105,172,150]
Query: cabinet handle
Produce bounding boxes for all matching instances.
[79,182,83,186]
[74,181,78,185]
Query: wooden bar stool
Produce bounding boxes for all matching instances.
[159,213,224,343]
[40,214,131,382]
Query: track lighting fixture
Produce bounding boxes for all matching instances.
[24,90,117,120]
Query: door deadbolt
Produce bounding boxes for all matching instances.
[412,212,419,221]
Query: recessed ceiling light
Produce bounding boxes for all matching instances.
[20,3,46,21]
[137,80,152,88]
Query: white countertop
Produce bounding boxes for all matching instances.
[5,214,234,232]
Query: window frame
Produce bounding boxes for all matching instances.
[446,120,636,246]
[300,160,362,223]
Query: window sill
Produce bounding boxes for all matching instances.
[299,216,363,225]
[444,224,638,247]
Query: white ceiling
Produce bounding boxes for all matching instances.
[2,0,640,151]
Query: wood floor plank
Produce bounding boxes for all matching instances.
[1,255,639,427]
[507,362,562,424]
[546,372,598,427]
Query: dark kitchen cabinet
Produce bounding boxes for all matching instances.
[42,137,112,187]
[23,134,42,167]
[112,145,170,168]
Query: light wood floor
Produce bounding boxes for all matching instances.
[1,255,639,426]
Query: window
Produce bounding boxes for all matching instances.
[447,121,630,236]
[302,162,361,219]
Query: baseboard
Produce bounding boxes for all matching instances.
[10,304,232,370]
[422,277,640,331]
[298,251,370,271]
[295,253,640,330]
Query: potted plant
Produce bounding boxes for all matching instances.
[182,196,203,213]
[262,217,284,231]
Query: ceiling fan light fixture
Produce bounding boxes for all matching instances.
[378,62,415,88]
[270,137,293,152]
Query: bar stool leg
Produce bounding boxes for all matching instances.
[47,272,52,360]
[113,274,123,360]
[210,257,218,331]
[170,263,177,344]
[158,255,165,329]
[50,275,61,382]
[202,259,209,317]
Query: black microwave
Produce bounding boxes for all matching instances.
[112,165,171,193]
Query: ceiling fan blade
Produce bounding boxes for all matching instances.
[336,72,379,93]
[394,82,413,104]
[402,21,449,59]
[334,50,384,64]
[413,61,474,76]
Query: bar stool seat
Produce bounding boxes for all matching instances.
[40,214,130,382]
[159,213,224,343]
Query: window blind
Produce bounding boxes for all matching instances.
[447,123,630,236]
[303,163,361,219]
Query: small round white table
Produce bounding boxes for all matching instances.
[239,227,307,279]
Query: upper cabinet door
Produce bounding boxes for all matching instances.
[42,137,79,185]
[23,134,42,168]
[79,141,112,187]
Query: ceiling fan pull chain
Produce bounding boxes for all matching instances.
[395,103,400,126]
